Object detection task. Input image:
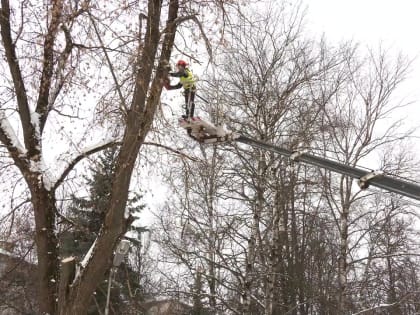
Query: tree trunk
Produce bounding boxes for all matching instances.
[58,1,179,313]
[31,184,59,314]
[338,177,351,314]
[265,185,286,315]
[242,153,265,314]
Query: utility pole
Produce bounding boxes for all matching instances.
[105,240,131,315]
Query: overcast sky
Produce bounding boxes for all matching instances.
[306,0,419,49]
[305,0,420,132]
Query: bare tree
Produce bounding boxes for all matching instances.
[180,5,416,315]
[206,4,351,314]
[153,143,240,314]
[0,0,236,313]
[349,146,420,315]
[151,3,366,315]
[318,47,413,314]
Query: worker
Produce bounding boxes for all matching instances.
[165,60,197,119]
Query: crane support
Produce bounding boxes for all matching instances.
[237,135,420,201]
[179,118,420,201]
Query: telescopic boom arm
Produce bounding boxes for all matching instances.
[179,118,420,201]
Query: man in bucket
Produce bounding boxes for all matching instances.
[164,60,197,119]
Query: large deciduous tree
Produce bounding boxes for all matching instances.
[0,0,233,313]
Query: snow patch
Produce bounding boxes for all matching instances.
[0,110,27,155]
[40,158,57,190]
[72,238,98,285]
[80,237,97,268]
[29,157,56,191]
[124,206,130,219]
[30,111,41,138]
[79,137,118,155]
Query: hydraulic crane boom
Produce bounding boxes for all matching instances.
[237,135,420,201]
[179,118,420,201]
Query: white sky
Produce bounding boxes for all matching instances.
[306,0,419,49]
[305,0,420,133]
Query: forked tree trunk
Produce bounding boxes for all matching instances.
[58,1,179,313]
[0,0,179,314]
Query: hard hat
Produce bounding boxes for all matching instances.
[177,60,187,67]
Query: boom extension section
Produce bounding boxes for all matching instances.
[179,117,420,201]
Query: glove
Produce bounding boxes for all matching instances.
[162,76,170,90]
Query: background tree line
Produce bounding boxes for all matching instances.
[152,3,420,315]
[0,1,419,314]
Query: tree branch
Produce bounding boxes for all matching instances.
[160,14,213,62]
[36,0,64,133]
[0,0,32,150]
[143,141,198,161]
[87,11,128,114]
[52,139,121,191]
[0,111,31,177]
[48,24,74,109]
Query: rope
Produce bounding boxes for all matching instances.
[196,93,210,104]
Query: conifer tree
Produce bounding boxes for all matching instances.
[60,147,146,314]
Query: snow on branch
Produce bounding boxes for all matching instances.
[80,237,97,269]
[0,110,27,156]
[71,237,98,286]
[29,154,56,191]
[30,111,41,139]
[351,302,399,315]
